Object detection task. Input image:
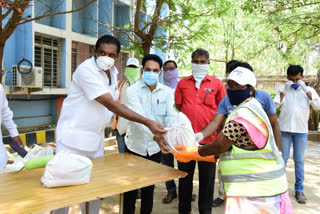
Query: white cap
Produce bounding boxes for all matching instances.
[223,66,256,87]
[126,58,139,67]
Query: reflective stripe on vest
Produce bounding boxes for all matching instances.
[222,167,284,183]
[112,79,126,130]
[219,98,287,197]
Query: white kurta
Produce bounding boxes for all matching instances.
[0,84,19,169]
[56,57,118,158]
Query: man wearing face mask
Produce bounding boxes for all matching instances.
[163,60,179,91]
[123,54,177,214]
[53,36,166,214]
[274,65,320,204]
[174,48,226,214]
[112,57,140,153]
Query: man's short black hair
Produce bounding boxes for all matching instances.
[95,35,121,54]
[142,54,163,69]
[226,60,241,74]
[163,60,177,68]
[287,65,304,76]
[191,48,210,61]
[238,62,253,72]
[227,60,253,75]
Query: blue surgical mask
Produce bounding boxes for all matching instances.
[142,71,159,86]
[291,83,300,90]
[227,87,251,106]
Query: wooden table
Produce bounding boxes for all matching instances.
[0,153,187,214]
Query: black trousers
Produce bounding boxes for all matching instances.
[178,160,216,214]
[161,153,177,195]
[123,148,162,214]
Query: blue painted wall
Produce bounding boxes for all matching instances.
[7,95,57,128]
[34,0,66,29]
[3,7,33,73]
[114,4,130,46]
[98,0,113,37]
[72,0,97,37]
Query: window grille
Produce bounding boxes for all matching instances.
[34,35,60,87]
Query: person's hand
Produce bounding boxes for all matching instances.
[297,80,310,93]
[153,134,171,154]
[11,136,24,147]
[282,80,293,94]
[195,132,204,143]
[147,120,167,135]
[173,145,216,163]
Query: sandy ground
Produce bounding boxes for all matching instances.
[68,141,320,214]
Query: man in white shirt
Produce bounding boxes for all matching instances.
[123,54,177,214]
[0,84,23,169]
[274,64,320,204]
[54,35,167,214]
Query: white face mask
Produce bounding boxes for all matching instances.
[191,63,209,89]
[96,56,115,71]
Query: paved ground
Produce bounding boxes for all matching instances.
[68,141,320,214]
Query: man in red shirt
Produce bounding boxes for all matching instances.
[175,48,226,214]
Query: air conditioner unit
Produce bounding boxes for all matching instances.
[12,65,43,88]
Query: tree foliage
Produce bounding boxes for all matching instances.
[95,0,219,56]
[171,0,320,76]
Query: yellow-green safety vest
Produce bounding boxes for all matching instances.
[219,98,288,197]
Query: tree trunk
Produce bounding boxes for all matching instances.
[142,40,152,56]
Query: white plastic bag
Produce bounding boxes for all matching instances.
[0,145,54,173]
[163,112,198,152]
[41,151,93,188]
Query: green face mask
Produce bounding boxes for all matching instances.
[125,67,140,84]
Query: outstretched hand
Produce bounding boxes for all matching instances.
[12,136,24,147]
[147,120,167,135]
[173,145,216,163]
[153,134,171,154]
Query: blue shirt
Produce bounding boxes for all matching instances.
[217,89,276,116]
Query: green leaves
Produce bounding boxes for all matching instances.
[168,0,320,76]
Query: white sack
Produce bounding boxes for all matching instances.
[163,112,198,152]
[1,145,54,173]
[41,151,93,188]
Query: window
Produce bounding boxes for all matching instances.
[34,35,60,87]
[71,42,94,73]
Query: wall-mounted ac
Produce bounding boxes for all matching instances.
[12,65,43,88]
